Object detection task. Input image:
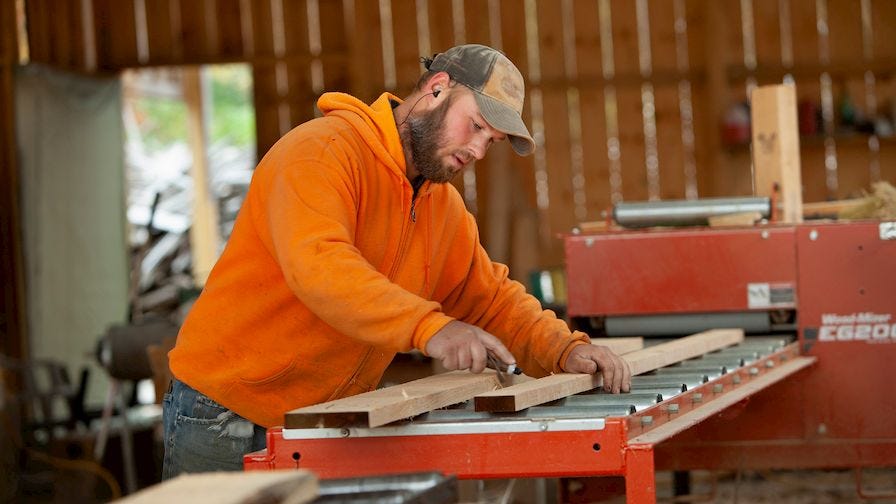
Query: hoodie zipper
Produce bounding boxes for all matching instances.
[387,183,431,281]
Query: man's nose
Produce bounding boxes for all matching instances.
[469,137,489,160]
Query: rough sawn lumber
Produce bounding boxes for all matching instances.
[474,329,744,412]
[285,370,502,428]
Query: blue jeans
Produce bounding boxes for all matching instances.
[162,378,267,479]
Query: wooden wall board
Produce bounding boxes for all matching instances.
[654,83,686,200]
[684,0,705,73]
[832,142,875,199]
[426,0,456,52]
[143,0,179,64]
[752,0,782,68]
[616,86,649,202]
[462,0,491,46]
[92,0,137,70]
[537,0,575,261]
[880,142,896,186]
[285,370,502,428]
[609,0,639,77]
[572,0,602,79]
[318,0,350,92]
[177,1,213,61]
[282,1,314,124]
[722,0,743,68]
[647,1,687,201]
[789,0,819,67]
[390,0,422,96]
[827,0,864,66]
[347,0,384,102]
[25,0,49,64]
[579,86,611,218]
[249,0,275,57]
[215,0,245,60]
[50,0,74,70]
[252,63,283,157]
[491,0,539,277]
[871,0,896,62]
[474,329,744,413]
[647,1,678,75]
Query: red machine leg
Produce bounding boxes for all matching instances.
[625,444,656,504]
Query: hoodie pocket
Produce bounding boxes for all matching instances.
[237,355,297,385]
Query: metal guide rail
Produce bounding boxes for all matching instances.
[245,338,816,504]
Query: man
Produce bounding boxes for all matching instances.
[163,44,631,478]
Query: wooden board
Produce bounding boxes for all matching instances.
[285,370,502,428]
[117,470,318,504]
[751,84,803,223]
[474,329,744,412]
[707,211,763,227]
[593,337,644,355]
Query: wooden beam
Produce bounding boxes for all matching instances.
[707,211,763,227]
[802,198,869,218]
[593,337,644,355]
[474,329,744,413]
[285,370,502,428]
[751,84,803,223]
[117,469,318,504]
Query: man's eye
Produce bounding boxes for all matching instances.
[473,121,482,131]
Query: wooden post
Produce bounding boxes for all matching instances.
[182,66,221,287]
[751,84,803,223]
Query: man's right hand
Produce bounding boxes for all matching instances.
[425,320,516,373]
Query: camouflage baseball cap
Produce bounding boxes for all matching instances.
[424,44,535,156]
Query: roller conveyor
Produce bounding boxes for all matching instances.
[246,338,816,504]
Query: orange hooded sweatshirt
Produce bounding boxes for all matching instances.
[168,92,590,427]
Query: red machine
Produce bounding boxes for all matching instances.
[564,219,896,499]
[245,219,895,503]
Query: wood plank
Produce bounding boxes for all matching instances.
[592,337,644,355]
[117,470,318,504]
[802,198,870,217]
[751,84,803,223]
[474,329,744,412]
[629,356,816,445]
[707,211,762,227]
[285,370,503,428]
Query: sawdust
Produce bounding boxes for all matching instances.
[840,181,896,220]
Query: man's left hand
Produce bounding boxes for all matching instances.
[562,344,631,393]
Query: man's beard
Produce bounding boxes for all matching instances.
[405,96,456,184]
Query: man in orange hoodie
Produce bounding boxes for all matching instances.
[163,44,631,477]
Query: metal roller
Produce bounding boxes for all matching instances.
[613,196,771,228]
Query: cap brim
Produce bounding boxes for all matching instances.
[473,92,535,156]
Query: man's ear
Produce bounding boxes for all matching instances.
[428,72,451,95]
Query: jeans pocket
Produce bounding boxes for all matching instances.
[166,393,257,475]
